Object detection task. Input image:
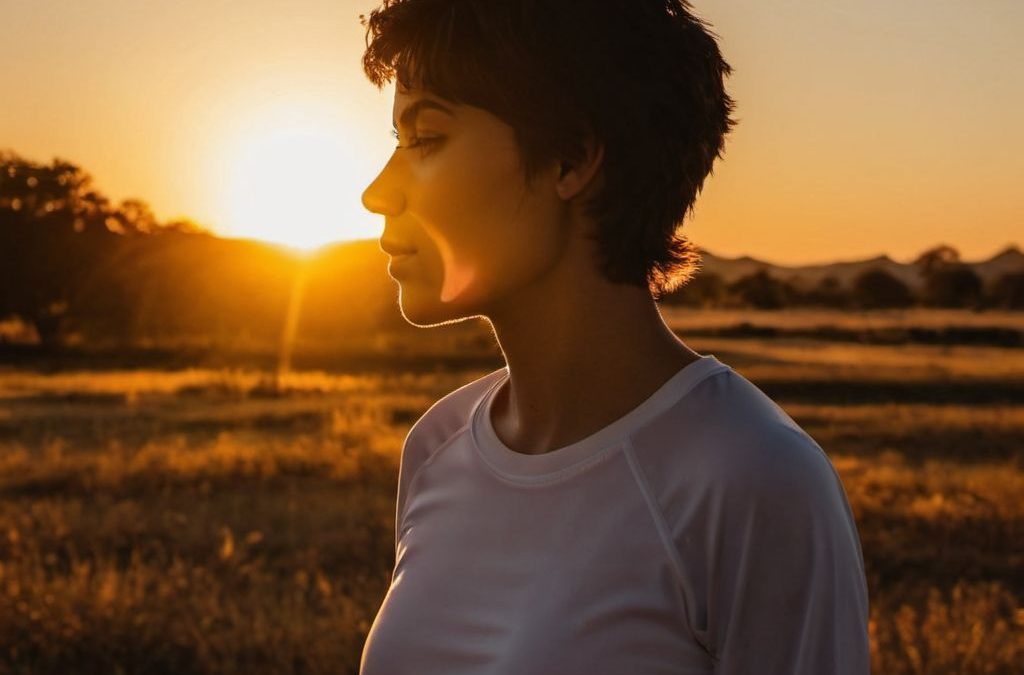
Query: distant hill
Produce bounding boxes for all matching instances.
[972,245,1024,284]
[3,224,1021,348]
[346,237,1024,293]
[696,245,1024,292]
[342,237,1023,300]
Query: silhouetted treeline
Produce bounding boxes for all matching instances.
[0,151,404,347]
[1,151,1022,348]
[663,244,1024,311]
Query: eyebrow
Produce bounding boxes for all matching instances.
[392,99,456,131]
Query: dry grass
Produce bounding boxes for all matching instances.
[0,433,396,674]
[783,403,1024,464]
[695,336,1024,380]
[0,336,1021,674]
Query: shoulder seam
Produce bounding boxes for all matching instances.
[397,423,471,539]
[623,437,716,662]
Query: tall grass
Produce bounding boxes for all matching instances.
[1,342,1021,673]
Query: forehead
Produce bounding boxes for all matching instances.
[392,84,421,109]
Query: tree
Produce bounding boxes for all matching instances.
[0,150,208,344]
[799,275,852,309]
[913,244,961,278]
[105,198,159,235]
[851,267,914,309]
[909,243,985,309]
[986,271,1024,310]
[0,150,121,235]
[922,264,984,308]
[728,269,794,309]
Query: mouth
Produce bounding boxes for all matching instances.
[379,237,418,258]
[387,252,417,277]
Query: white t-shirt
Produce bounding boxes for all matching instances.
[359,354,870,675]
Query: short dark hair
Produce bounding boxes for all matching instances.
[360,0,737,300]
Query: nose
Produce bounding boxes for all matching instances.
[361,158,405,217]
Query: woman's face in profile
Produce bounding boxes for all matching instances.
[361,83,568,326]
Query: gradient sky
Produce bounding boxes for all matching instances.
[2,0,1021,265]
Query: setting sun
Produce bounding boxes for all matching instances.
[218,108,375,251]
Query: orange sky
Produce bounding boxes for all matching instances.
[2,0,1020,265]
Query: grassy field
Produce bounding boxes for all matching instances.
[0,333,1022,673]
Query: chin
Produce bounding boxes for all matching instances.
[397,286,480,328]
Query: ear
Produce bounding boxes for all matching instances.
[555,134,604,202]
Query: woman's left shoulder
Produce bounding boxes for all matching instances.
[633,367,842,503]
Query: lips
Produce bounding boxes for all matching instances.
[379,237,418,257]
[387,251,417,278]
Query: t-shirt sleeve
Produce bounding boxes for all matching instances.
[392,409,444,561]
[390,370,505,559]
[699,426,870,674]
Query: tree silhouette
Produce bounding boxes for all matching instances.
[804,274,852,309]
[987,272,1024,309]
[908,243,986,309]
[922,264,984,308]
[728,269,793,309]
[851,267,914,309]
[913,244,961,278]
[0,150,208,344]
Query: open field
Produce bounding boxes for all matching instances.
[661,308,1024,348]
[0,336,1022,674]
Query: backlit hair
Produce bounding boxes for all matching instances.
[361,0,738,300]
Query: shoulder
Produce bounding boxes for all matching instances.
[393,366,507,531]
[631,367,844,513]
[627,366,868,668]
[401,365,507,469]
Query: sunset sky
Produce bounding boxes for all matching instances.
[2,0,1021,265]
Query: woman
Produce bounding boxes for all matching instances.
[357,1,870,673]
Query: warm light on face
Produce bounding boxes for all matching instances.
[218,109,370,251]
[361,85,570,326]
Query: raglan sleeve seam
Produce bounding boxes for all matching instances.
[623,437,716,662]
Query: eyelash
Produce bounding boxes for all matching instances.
[391,128,443,152]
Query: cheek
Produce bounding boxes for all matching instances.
[410,139,528,303]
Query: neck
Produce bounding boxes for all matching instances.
[483,260,701,455]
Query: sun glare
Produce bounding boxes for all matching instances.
[220,111,370,251]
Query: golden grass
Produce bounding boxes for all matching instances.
[0,339,1021,674]
[693,336,1024,380]
[870,581,1024,674]
[0,367,457,399]
[788,402,1024,434]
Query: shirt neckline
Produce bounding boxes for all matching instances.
[470,353,730,482]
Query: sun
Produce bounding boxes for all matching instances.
[220,113,370,251]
